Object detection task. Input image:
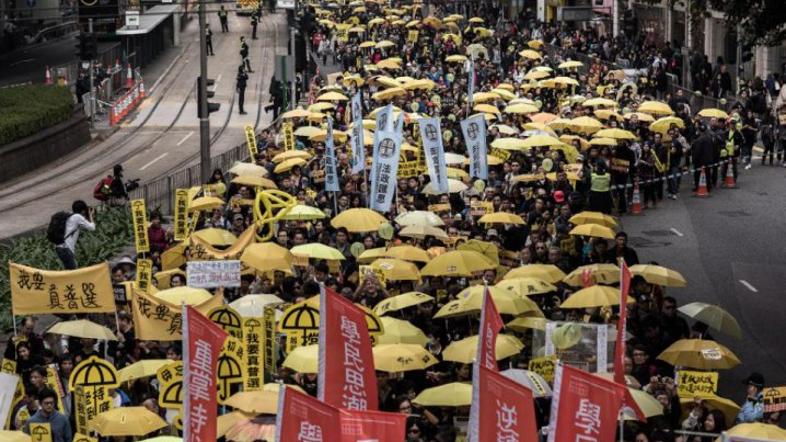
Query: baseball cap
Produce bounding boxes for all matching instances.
[744,372,765,389]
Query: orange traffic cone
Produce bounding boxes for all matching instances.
[125,62,134,88]
[44,66,53,85]
[630,180,642,214]
[724,161,736,188]
[696,167,709,197]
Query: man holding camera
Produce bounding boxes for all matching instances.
[54,200,96,270]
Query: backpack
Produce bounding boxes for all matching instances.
[93,176,114,201]
[47,211,73,245]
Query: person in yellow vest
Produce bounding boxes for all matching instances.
[721,119,744,185]
[589,160,612,214]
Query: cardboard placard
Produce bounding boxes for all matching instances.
[676,370,718,398]
[528,355,557,383]
[186,260,242,288]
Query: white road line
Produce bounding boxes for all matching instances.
[176,131,194,146]
[739,280,758,293]
[139,152,168,171]
[670,227,684,237]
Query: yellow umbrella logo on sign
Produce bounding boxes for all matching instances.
[68,355,119,391]
[156,361,183,409]
[217,337,245,404]
[30,423,51,442]
[209,305,244,340]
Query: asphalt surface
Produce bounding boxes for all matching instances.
[0,10,287,240]
[0,34,81,86]
[621,161,786,398]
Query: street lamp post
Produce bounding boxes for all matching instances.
[198,0,211,184]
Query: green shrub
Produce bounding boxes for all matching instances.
[0,205,133,330]
[0,84,74,146]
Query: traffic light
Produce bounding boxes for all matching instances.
[75,32,97,60]
[197,76,220,118]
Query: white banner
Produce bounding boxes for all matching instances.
[369,112,403,213]
[467,59,475,106]
[325,116,340,192]
[350,93,365,175]
[0,373,18,426]
[419,117,449,194]
[186,260,241,288]
[461,114,488,180]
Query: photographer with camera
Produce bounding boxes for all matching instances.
[47,200,95,270]
[93,164,139,205]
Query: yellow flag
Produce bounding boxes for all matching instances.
[130,289,223,341]
[130,199,150,253]
[9,262,115,315]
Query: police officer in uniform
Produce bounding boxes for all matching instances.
[205,24,214,56]
[251,8,260,40]
[218,5,229,32]
[240,36,253,72]
[236,65,248,115]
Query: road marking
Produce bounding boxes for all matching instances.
[739,280,758,293]
[176,131,194,146]
[10,58,35,66]
[139,152,168,171]
[670,228,684,237]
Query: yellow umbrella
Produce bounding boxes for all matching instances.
[307,102,335,112]
[402,78,436,91]
[570,223,616,239]
[624,112,656,123]
[680,394,741,425]
[231,175,277,189]
[496,277,556,296]
[626,388,664,419]
[359,40,376,48]
[372,87,407,101]
[374,292,434,316]
[649,116,685,134]
[473,103,501,115]
[368,18,384,26]
[698,108,729,119]
[357,247,388,264]
[91,407,167,436]
[281,107,311,119]
[395,210,445,227]
[331,207,387,232]
[677,302,741,339]
[153,287,212,305]
[47,319,117,341]
[274,157,307,173]
[282,344,318,373]
[592,128,637,141]
[225,389,279,414]
[519,49,542,60]
[280,204,326,221]
[375,40,396,49]
[399,224,449,241]
[434,287,540,318]
[656,339,741,370]
[569,116,604,134]
[293,125,322,137]
[117,359,172,383]
[188,195,224,212]
[630,264,687,288]
[385,245,432,263]
[229,294,284,317]
[491,88,516,101]
[504,264,566,284]
[563,263,621,286]
[241,242,293,274]
[370,258,420,281]
[0,432,30,442]
[505,103,540,114]
[472,91,500,103]
[478,212,525,225]
[522,134,563,148]
[420,250,496,277]
[317,91,349,101]
[594,109,623,121]
[191,227,237,246]
[638,100,674,115]
[413,382,472,407]
[560,285,635,309]
[506,316,548,332]
[290,243,345,260]
[422,178,467,194]
[376,59,402,70]
[308,129,348,142]
[722,423,786,441]
[583,97,618,108]
[553,76,580,86]
[228,161,268,177]
[490,123,519,135]
[373,344,438,372]
[445,54,468,63]
[569,211,618,228]
[560,134,590,150]
[443,334,524,363]
[527,39,545,49]
[530,112,558,124]
[523,70,550,81]
[558,60,584,69]
[306,111,327,122]
[491,137,529,151]
[376,317,429,346]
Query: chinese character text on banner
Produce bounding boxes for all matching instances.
[9,262,115,315]
[350,92,365,175]
[419,117,449,194]
[461,113,488,180]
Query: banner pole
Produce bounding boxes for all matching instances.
[11,316,16,338]
[619,410,624,442]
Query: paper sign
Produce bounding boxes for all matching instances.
[263,306,276,383]
[763,386,786,412]
[130,199,150,253]
[29,422,52,442]
[245,124,258,160]
[528,355,556,383]
[677,370,719,398]
[136,258,152,293]
[242,317,264,391]
[282,122,295,151]
[173,189,190,241]
[187,260,241,288]
[9,262,115,315]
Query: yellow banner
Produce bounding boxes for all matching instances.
[131,199,150,253]
[242,317,264,391]
[29,423,53,442]
[528,355,556,383]
[188,225,256,261]
[173,189,189,241]
[130,289,223,341]
[136,258,152,294]
[208,305,244,340]
[262,306,276,384]
[282,122,295,151]
[9,262,115,315]
[677,370,718,398]
[245,124,258,160]
[217,337,245,404]
[73,433,98,442]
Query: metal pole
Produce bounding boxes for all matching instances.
[198,0,211,184]
[290,27,297,110]
[89,18,95,128]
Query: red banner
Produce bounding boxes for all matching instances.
[318,287,378,410]
[614,261,632,385]
[276,387,341,441]
[548,364,626,442]
[475,366,538,442]
[339,409,407,442]
[182,305,228,442]
[478,287,503,371]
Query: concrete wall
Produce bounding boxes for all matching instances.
[0,106,91,183]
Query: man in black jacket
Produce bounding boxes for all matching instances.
[236,65,248,115]
[691,123,716,191]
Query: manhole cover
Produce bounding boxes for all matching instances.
[628,237,671,248]
[642,230,672,237]
[718,210,751,217]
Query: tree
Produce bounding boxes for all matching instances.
[706,0,786,46]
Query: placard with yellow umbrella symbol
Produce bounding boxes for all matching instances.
[208,305,244,340]
[217,337,245,404]
[68,355,119,434]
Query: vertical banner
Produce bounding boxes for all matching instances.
[275,387,340,441]
[339,409,407,442]
[182,305,228,442]
[282,122,295,151]
[469,288,504,442]
[369,112,403,213]
[419,117,449,194]
[242,317,263,391]
[318,288,378,410]
[475,367,538,442]
[467,59,475,106]
[263,305,276,383]
[548,364,626,442]
[461,114,488,180]
[0,372,18,428]
[245,124,258,160]
[350,93,366,175]
[135,258,152,293]
[324,116,340,193]
[614,261,632,384]
[173,189,189,241]
[130,199,150,254]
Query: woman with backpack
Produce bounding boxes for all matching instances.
[48,200,95,270]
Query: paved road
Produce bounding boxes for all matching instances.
[0,10,287,239]
[0,34,80,86]
[621,162,786,398]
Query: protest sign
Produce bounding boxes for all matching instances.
[677,370,719,398]
[130,199,150,253]
[136,258,153,293]
[131,289,223,341]
[173,189,190,241]
[529,355,557,383]
[245,124,258,160]
[187,260,241,288]
[9,262,115,315]
[69,355,118,434]
[763,386,786,412]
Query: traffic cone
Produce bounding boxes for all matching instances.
[724,161,737,188]
[125,62,134,88]
[630,180,642,214]
[696,167,709,197]
[44,66,53,85]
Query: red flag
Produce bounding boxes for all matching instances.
[548,364,627,442]
[275,387,341,441]
[614,261,632,385]
[182,305,228,442]
[474,366,539,442]
[339,409,407,442]
[318,287,378,410]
